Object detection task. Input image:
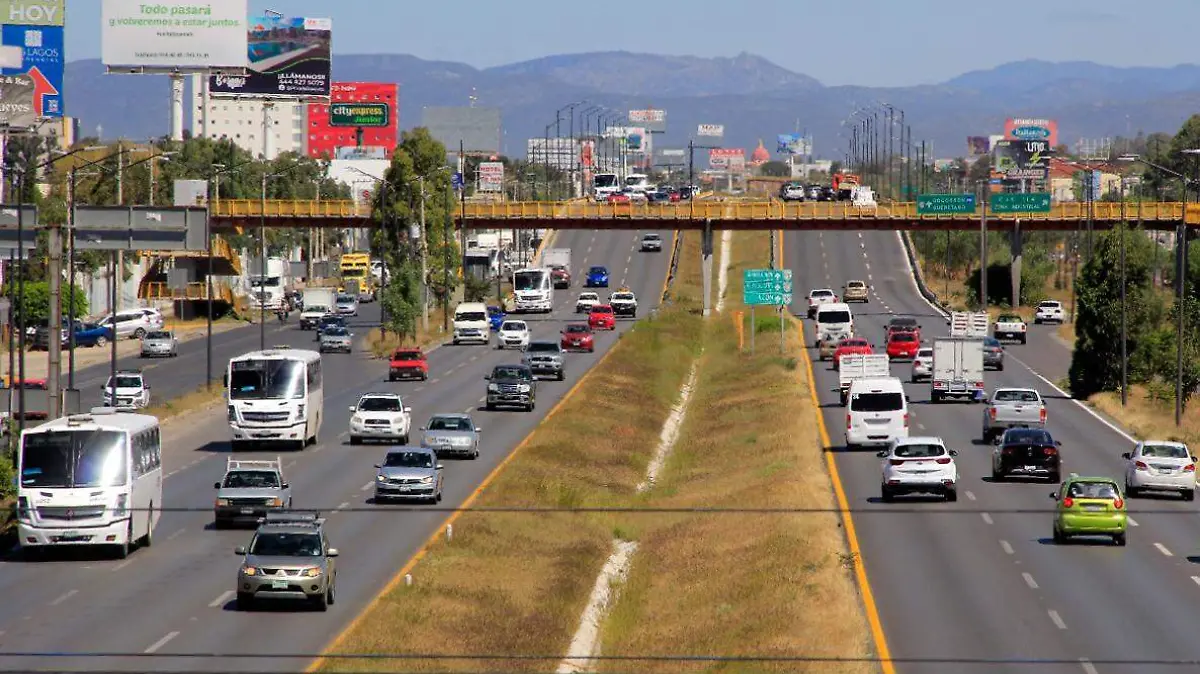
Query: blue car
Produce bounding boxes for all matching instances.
[585,266,609,288]
[487,305,506,331]
[73,323,114,347]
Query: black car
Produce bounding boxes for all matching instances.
[885,316,921,340]
[314,315,346,340]
[677,186,694,200]
[484,363,537,412]
[991,428,1062,482]
[646,190,671,203]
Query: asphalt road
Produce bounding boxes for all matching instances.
[787,229,1200,674]
[0,227,671,673]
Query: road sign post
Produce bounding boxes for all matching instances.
[916,193,977,215]
[990,192,1052,214]
[743,269,795,354]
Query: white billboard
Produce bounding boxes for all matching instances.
[698,124,724,137]
[101,0,250,70]
[528,137,578,171]
[478,162,504,192]
[628,109,666,132]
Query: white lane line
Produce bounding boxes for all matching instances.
[864,262,871,270]
[965,491,977,501]
[463,407,474,414]
[166,528,185,541]
[860,242,866,249]
[867,273,873,281]
[165,470,178,478]
[337,502,350,510]
[915,423,926,430]
[1079,658,1099,674]
[1048,610,1067,630]
[980,513,994,525]
[430,378,441,384]
[478,396,487,403]
[1000,540,1014,555]
[49,589,78,606]
[857,232,863,238]
[111,559,135,572]
[1155,542,1174,557]
[1191,576,1200,588]
[208,590,235,607]
[414,386,425,392]
[360,482,373,491]
[1022,572,1039,589]
[1127,516,1139,527]
[144,631,180,653]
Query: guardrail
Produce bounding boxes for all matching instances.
[141,281,235,303]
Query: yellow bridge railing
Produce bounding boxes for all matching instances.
[212,199,369,218]
[141,281,235,303]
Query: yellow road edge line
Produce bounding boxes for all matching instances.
[782,230,896,674]
[306,235,677,672]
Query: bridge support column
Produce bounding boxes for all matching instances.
[702,220,714,317]
[1010,221,1023,307]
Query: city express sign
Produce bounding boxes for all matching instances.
[1005,118,1058,147]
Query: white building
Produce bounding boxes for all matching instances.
[189,75,305,160]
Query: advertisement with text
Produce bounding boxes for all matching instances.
[101,0,248,70]
[209,14,331,98]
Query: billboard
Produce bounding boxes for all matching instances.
[0,0,64,127]
[307,82,398,159]
[101,0,248,70]
[776,134,811,155]
[1004,118,1058,147]
[209,15,331,98]
[698,124,724,137]
[628,109,666,133]
[478,162,504,192]
[329,102,388,127]
[527,137,577,170]
[580,140,594,168]
[967,136,990,156]
[709,148,744,169]
[423,106,501,155]
[993,139,1052,180]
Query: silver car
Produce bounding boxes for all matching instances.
[522,341,565,381]
[335,294,358,317]
[319,326,353,353]
[213,458,292,529]
[139,329,177,358]
[983,337,1005,371]
[234,513,338,611]
[373,447,444,503]
[420,413,481,459]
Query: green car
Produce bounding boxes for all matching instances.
[1051,476,1127,546]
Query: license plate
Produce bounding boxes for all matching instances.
[397,486,410,492]
[61,530,78,538]
[1024,466,1039,472]
[271,580,289,589]
[240,507,254,514]
[1082,505,1104,512]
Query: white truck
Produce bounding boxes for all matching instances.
[249,257,289,311]
[837,354,889,405]
[542,248,572,289]
[300,288,337,330]
[993,313,1028,344]
[512,268,553,313]
[931,311,988,402]
[593,173,622,201]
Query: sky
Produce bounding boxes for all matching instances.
[65,0,1200,87]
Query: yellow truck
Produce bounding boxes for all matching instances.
[340,253,375,302]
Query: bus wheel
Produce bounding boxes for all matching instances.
[142,503,154,547]
[116,520,132,559]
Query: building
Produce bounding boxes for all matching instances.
[1048,158,1123,202]
[306,82,399,160]
[189,75,305,160]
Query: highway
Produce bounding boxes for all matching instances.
[0,227,671,673]
[787,229,1198,674]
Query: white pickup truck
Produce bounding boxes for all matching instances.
[993,313,1028,344]
[837,354,889,405]
[982,387,1046,441]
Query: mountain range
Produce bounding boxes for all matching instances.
[64,53,1200,161]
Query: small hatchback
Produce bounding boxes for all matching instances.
[1051,476,1127,545]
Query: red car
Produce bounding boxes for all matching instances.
[550,265,571,289]
[560,323,595,352]
[832,338,873,370]
[588,304,616,330]
[886,332,921,361]
[607,193,631,203]
[388,347,429,381]
[667,191,681,202]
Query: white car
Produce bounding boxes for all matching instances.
[879,436,959,502]
[1034,300,1065,324]
[497,320,531,350]
[102,370,150,408]
[1123,440,1197,500]
[910,347,934,383]
[575,292,600,314]
[348,393,412,445]
[98,308,165,340]
[806,288,838,318]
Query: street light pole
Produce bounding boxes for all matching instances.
[1120,177,1128,407]
[259,172,267,350]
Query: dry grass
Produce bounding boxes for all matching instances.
[316,232,706,673]
[143,383,225,421]
[366,306,453,358]
[596,231,874,674]
[1090,385,1200,447]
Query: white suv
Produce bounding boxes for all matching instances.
[576,292,600,314]
[879,436,959,502]
[1034,300,1065,324]
[348,393,412,445]
[103,370,150,408]
[497,320,530,350]
[99,308,164,339]
[910,347,934,383]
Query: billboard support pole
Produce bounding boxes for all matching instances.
[169,74,185,142]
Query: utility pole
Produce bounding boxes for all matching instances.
[419,176,429,333]
[46,213,61,419]
[979,180,989,310]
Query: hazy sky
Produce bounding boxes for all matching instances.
[66,0,1200,86]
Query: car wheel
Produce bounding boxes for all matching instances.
[1052,526,1065,544]
[997,362,1005,371]
[1113,533,1127,547]
[116,519,132,559]
[236,592,254,610]
[1048,471,1061,483]
[400,433,409,445]
[472,447,480,460]
[133,328,146,339]
[435,490,443,503]
[349,436,361,446]
[388,375,395,382]
[142,503,154,547]
[944,488,957,502]
[880,485,894,503]
[327,583,336,605]
[311,591,328,612]
[1185,489,1196,502]
[991,467,1003,481]
[484,402,494,411]
[1020,336,1027,345]
[1125,482,1138,498]
[557,371,564,381]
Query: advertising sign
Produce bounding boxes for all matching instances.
[993,139,1052,180]
[628,109,666,132]
[698,124,724,137]
[335,146,385,160]
[478,162,504,192]
[579,140,594,168]
[776,134,811,156]
[967,136,990,156]
[101,0,248,70]
[709,148,744,169]
[1004,118,1058,147]
[209,15,331,98]
[329,102,388,127]
[624,126,646,153]
[0,1,64,126]
[527,137,578,170]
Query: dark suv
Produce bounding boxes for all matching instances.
[484,363,537,411]
[991,428,1062,482]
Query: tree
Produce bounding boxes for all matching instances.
[2,281,88,325]
[759,161,791,178]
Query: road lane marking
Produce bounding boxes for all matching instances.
[1048,610,1067,630]
[111,559,135,572]
[1022,572,1039,589]
[980,513,993,525]
[1127,516,1138,527]
[165,470,178,477]
[49,589,77,606]
[208,590,235,607]
[337,502,350,510]
[430,378,441,384]
[965,491,976,501]
[144,631,180,653]
[360,482,373,491]
[1000,540,1014,555]
[1079,658,1099,674]
[1191,576,1200,588]
[1155,542,1173,557]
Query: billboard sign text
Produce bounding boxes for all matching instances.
[628,109,665,132]
[329,102,388,127]
[709,148,744,169]
[0,1,63,126]
[993,139,1053,180]
[101,0,249,70]
[478,162,504,192]
[1004,118,1058,147]
[209,15,331,98]
[697,123,724,137]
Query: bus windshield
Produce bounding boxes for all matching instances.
[229,359,306,400]
[594,174,618,188]
[514,271,545,291]
[20,430,128,488]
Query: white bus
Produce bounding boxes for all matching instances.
[512,268,553,313]
[227,348,323,451]
[15,409,163,559]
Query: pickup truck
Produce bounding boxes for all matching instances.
[609,291,637,317]
[982,387,1047,441]
[213,457,292,529]
[836,354,889,405]
[389,348,429,381]
[993,314,1028,344]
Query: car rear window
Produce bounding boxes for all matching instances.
[917,349,934,358]
[994,390,1040,403]
[393,351,422,361]
[811,290,834,297]
[893,443,946,458]
[1141,444,1189,459]
[849,392,904,412]
[566,325,589,333]
[998,314,1021,322]
[1004,429,1053,445]
[890,334,916,343]
[890,318,918,327]
[818,311,851,323]
[841,339,868,347]
[1067,481,1118,499]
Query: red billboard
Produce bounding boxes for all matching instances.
[307,82,399,159]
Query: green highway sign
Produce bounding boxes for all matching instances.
[329,103,391,127]
[990,192,1052,214]
[744,291,793,306]
[744,268,792,283]
[917,193,977,215]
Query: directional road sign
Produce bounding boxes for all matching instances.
[744,291,793,306]
[990,192,1052,214]
[917,193,976,215]
[745,280,793,293]
[744,268,792,283]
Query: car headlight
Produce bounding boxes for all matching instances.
[215,498,230,507]
[351,415,364,424]
[376,474,386,482]
[488,383,499,392]
[302,567,322,578]
[518,384,531,392]
[267,498,283,507]
[114,493,128,517]
[296,404,306,420]
[228,406,237,422]
[242,565,258,576]
[420,476,434,484]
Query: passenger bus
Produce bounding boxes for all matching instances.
[15,408,163,558]
[227,348,323,451]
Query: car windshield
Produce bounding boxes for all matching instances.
[1141,444,1189,459]
[501,322,527,331]
[487,307,504,316]
[337,295,354,303]
[250,532,323,557]
[565,325,589,334]
[590,267,606,274]
[145,331,171,340]
[492,366,529,380]
[19,429,128,488]
[818,311,852,323]
[591,306,613,314]
[1004,429,1054,445]
[428,416,472,432]
[229,359,306,400]
[984,338,1001,347]
[613,294,633,301]
[1067,481,1118,500]
[993,390,1040,403]
[110,376,142,388]
[393,351,422,361]
[811,290,833,298]
[359,397,401,412]
[526,342,559,352]
[383,452,434,468]
[223,470,280,488]
[890,334,916,343]
[579,294,597,301]
[644,234,660,240]
[893,443,946,458]
[456,311,486,322]
[850,392,904,412]
[323,327,349,337]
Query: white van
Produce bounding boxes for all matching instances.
[815,302,854,346]
[452,302,490,345]
[846,377,910,449]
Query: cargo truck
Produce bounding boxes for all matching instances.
[300,288,337,330]
[836,354,890,406]
[931,313,988,403]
